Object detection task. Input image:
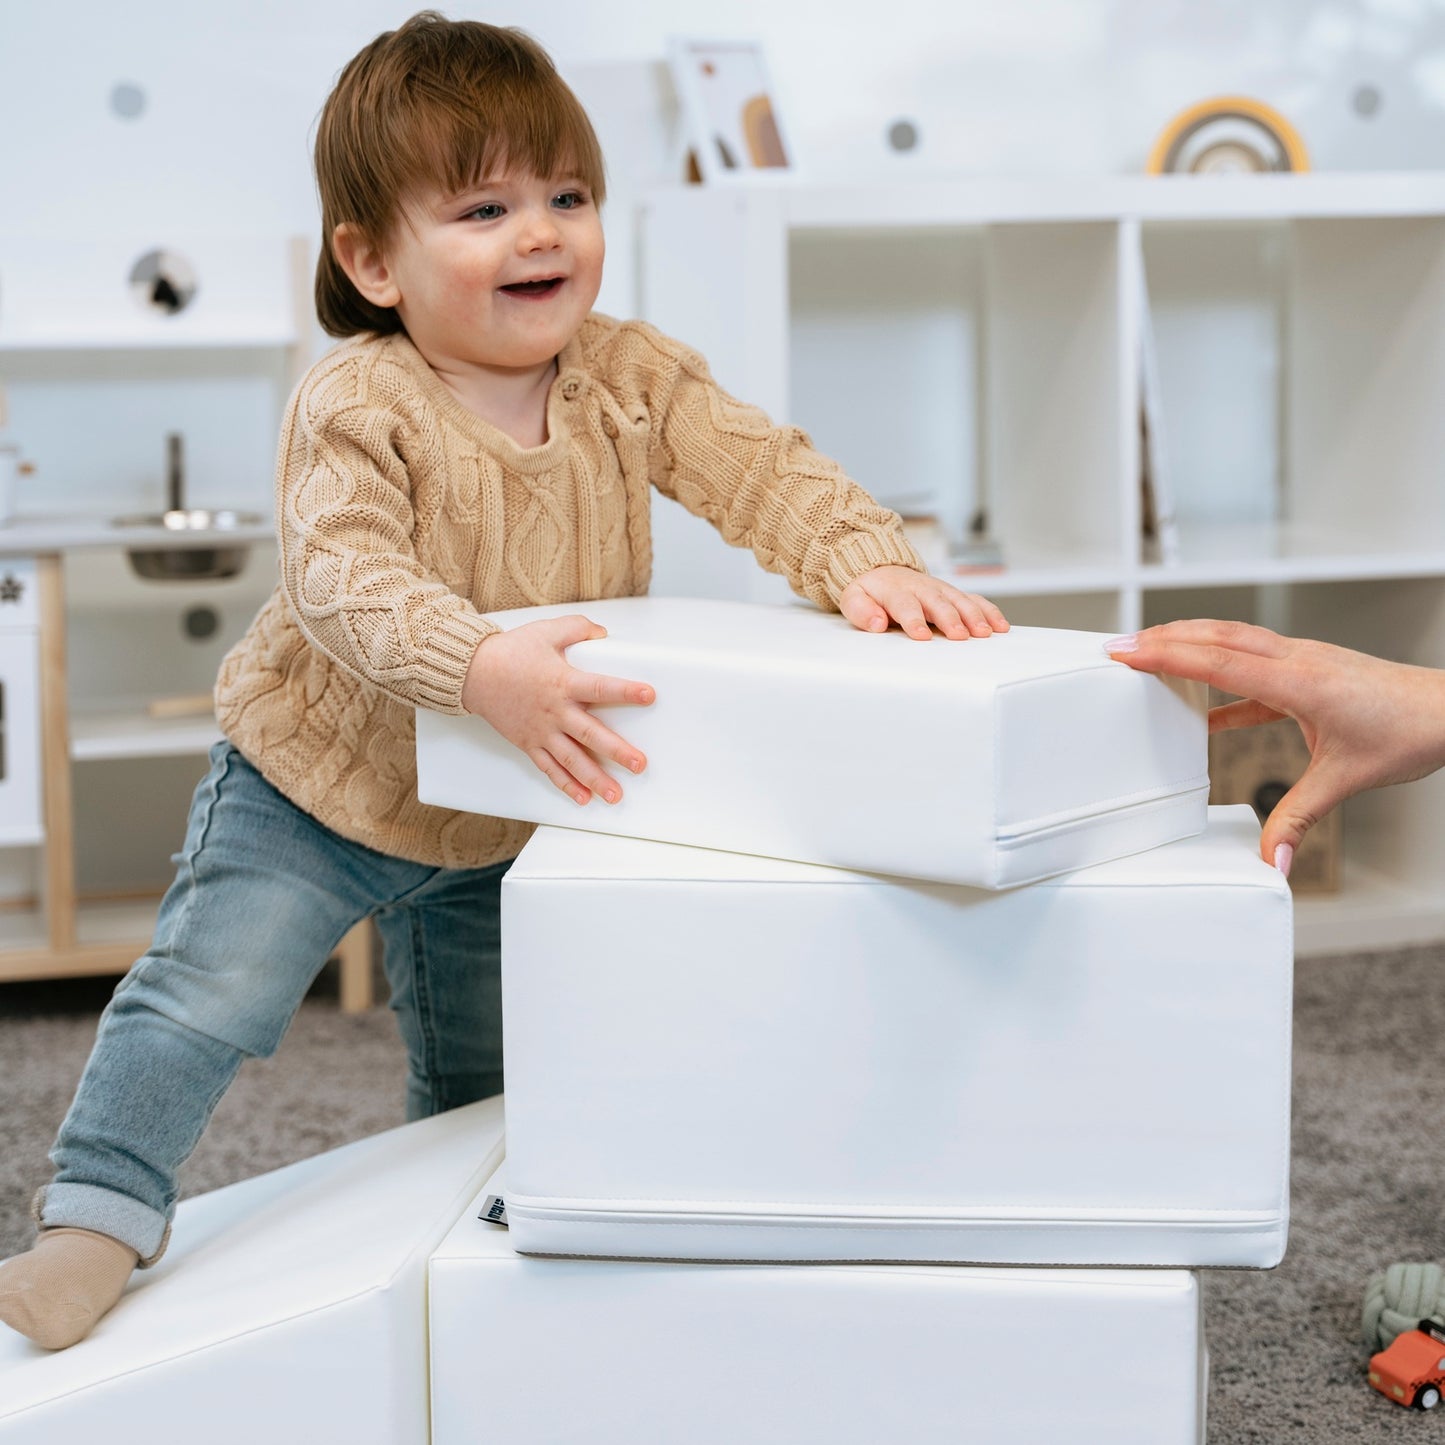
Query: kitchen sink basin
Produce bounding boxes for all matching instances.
[111,507,264,581]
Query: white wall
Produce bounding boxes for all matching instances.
[5,0,1445,283]
[3,0,1445,900]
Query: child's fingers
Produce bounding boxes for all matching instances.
[882,590,933,641]
[540,613,609,650]
[564,708,647,777]
[568,668,655,708]
[921,594,971,639]
[528,746,593,807]
[976,595,1010,631]
[838,585,889,634]
[934,589,996,639]
[547,733,624,805]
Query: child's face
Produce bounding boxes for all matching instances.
[383,170,604,374]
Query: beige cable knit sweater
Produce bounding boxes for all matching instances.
[215,313,924,868]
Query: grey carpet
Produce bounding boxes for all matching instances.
[3,946,1444,1441]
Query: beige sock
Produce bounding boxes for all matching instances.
[0,1228,140,1350]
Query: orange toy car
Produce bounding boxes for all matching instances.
[1369,1318,1445,1409]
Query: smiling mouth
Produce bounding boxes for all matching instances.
[500,277,564,297]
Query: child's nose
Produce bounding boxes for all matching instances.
[518,207,563,251]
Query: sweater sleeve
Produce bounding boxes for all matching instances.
[275,350,498,714]
[613,324,926,608]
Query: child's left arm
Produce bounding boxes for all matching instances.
[625,325,1007,638]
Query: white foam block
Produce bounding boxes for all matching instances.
[416,597,1207,888]
[500,807,1292,1267]
[431,1169,1208,1445]
[0,1101,505,1445]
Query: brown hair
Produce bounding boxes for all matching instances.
[313,12,607,337]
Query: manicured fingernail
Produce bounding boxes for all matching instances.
[573,790,588,806]
[1104,635,1138,654]
[604,788,620,804]
[1274,843,1294,879]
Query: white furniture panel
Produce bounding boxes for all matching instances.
[0,1101,505,1445]
[0,558,42,847]
[984,221,1127,568]
[432,1168,1208,1445]
[500,807,1291,1267]
[1287,216,1445,553]
[417,597,1208,889]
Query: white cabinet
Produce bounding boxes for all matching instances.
[0,558,41,846]
[638,174,1445,954]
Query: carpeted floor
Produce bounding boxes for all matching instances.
[3,945,1444,1440]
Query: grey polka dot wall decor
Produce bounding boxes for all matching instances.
[887,118,920,153]
[110,82,146,120]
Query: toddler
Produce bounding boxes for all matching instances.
[0,11,1005,1350]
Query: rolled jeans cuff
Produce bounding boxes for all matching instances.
[33,1183,171,1267]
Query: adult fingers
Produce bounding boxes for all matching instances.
[1133,618,1292,659]
[1208,698,1288,733]
[1110,635,1298,713]
[1257,761,1348,877]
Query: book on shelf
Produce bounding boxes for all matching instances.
[1134,233,1181,566]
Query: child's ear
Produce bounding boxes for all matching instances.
[332,223,401,308]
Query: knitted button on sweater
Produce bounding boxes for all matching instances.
[215,313,924,868]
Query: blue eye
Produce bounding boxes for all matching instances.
[467,203,505,221]
[553,191,586,210]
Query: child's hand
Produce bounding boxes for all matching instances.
[839,566,1009,641]
[461,616,655,806]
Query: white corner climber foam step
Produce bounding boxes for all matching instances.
[431,1167,1209,1445]
[416,596,1208,889]
[0,1100,506,1445]
[500,806,1292,1268]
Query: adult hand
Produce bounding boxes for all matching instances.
[1106,619,1445,873]
[840,565,1009,641]
[461,616,654,806]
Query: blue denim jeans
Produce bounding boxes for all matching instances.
[37,741,511,1264]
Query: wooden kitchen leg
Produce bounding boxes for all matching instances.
[37,553,76,951]
[336,918,375,1013]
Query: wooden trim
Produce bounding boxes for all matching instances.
[336,919,375,1014]
[37,554,76,950]
[0,940,142,985]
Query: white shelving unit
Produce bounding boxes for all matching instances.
[638,173,1445,957]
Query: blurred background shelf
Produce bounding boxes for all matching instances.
[69,706,221,762]
[641,180,1445,955]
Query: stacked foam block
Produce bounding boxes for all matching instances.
[0,597,1289,1443]
[417,597,1293,1444]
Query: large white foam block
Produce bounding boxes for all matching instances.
[432,1169,1208,1445]
[416,597,1207,888]
[501,806,1292,1267]
[0,1101,506,1445]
